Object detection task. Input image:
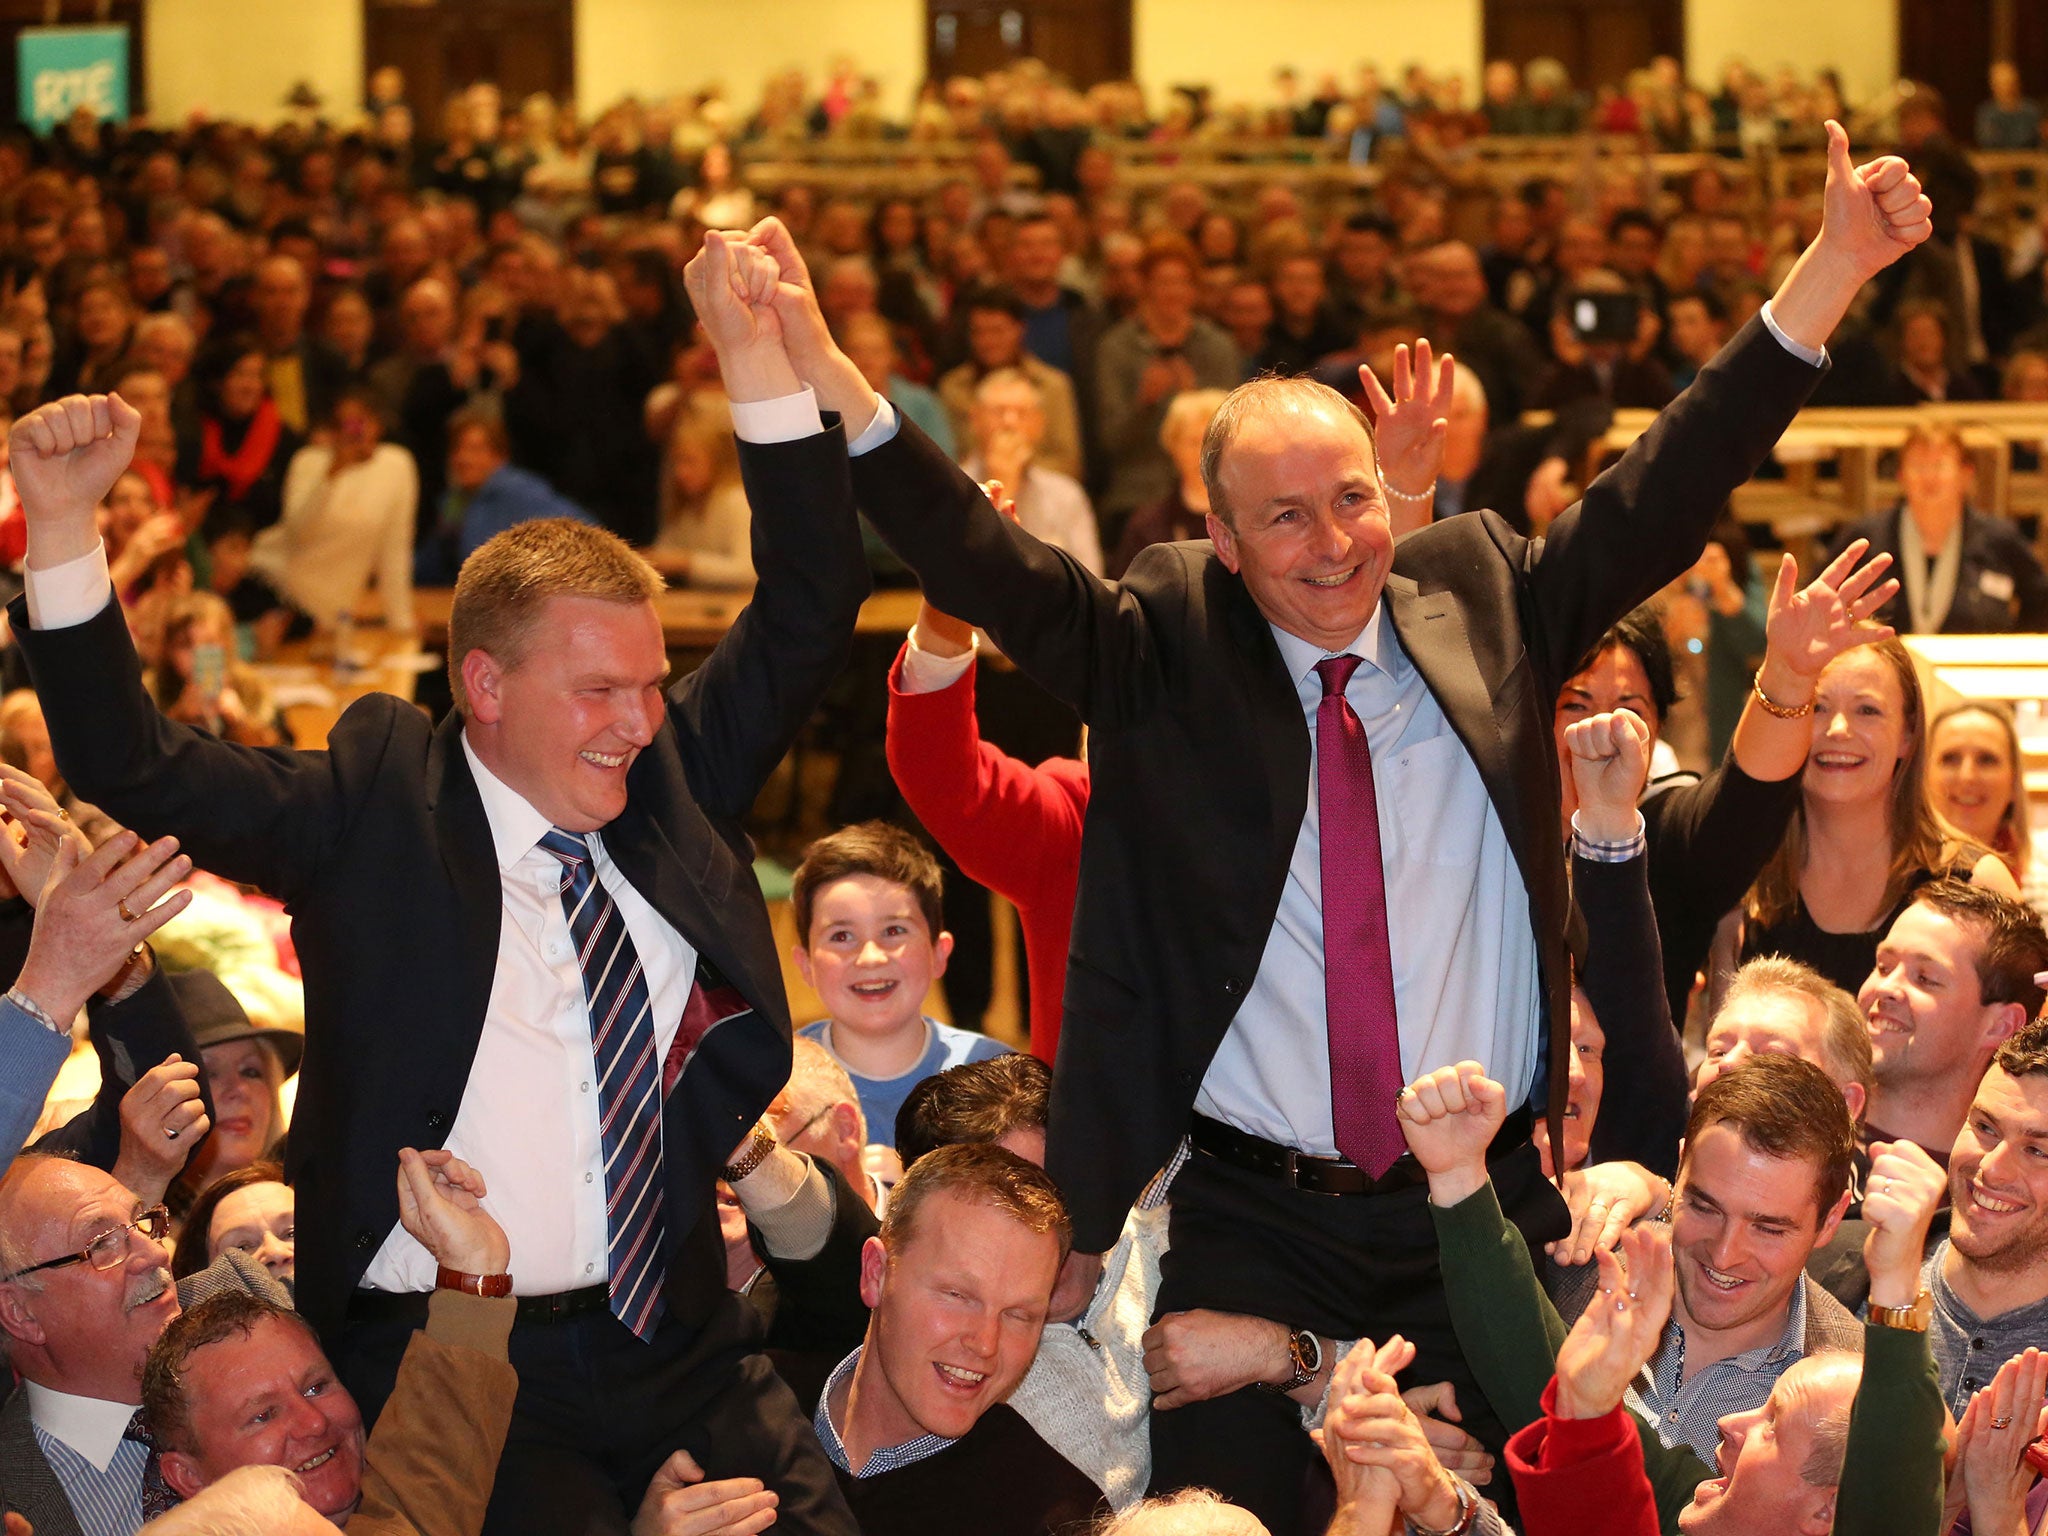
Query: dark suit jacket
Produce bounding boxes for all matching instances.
[0,1384,83,1536]
[15,426,870,1338]
[1826,504,2048,634]
[848,317,1823,1250]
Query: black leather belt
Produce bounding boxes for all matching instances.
[1190,1105,1533,1196]
[347,1282,611,1328]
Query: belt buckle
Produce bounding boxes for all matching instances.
[1284,1148,1343,1196]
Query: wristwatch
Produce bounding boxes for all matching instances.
[1410,1476,1480,1536]
[1868,1288,1934,1332]
[722,1122,778,1183]
[1261,1327,1322,1394]
[435,1265,512,1298]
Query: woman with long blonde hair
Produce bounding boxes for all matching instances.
[1927,699,2041,904]
[1739,638,2015,995]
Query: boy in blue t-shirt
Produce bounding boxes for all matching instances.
[791,821,1010,1147]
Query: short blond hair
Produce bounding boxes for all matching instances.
[1097,1490,1270,1536]
[447,518,662,712]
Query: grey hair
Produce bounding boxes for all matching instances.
[1198,377,1375,529]
[139,1464,308,1535]
[1796,1353,1864,1485]
[1717,957,1874,1106]
[788,1036,864,1144]
[1096,1489,1271,1536]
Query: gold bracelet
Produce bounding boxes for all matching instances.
[1751,668,1814,720]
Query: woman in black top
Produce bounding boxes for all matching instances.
[1739,638,2014,996]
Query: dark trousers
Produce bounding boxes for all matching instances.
[335,1290,856,1536]
[1148,1139,1569,1536]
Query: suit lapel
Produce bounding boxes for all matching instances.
[425,716,502,1097]
[1383,576,1509,790]
[1223,572,1311,864]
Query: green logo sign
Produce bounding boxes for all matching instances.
[17,26,129,133]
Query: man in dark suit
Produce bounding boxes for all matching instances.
[725,124,1931,1530]
[6,230,869,1535]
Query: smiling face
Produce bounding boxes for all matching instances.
[207,1181,296,1283]
[1930,710,2015,850]
[1679,1356,1855,1536]
[1802,650,1911,809]
[0,1162,178,1401]
[1671,1123,1842,1346]
[1537,988,1606,1176]
[854,1191,1060,1446]
[1948,1066,2048,1274]
[161,1315,367,1520]
[461,593,668,833]
[1206,392,1394,653]
[1859,901,2001,1095]
[795,874,952,1042]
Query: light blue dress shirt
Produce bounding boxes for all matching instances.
[1193,607,1541,1156]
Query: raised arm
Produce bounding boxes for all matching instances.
[9,398,371,899]
[351,1149,518,1536]
[663,231,870,818]
[1729,540,1897,782]
[1527,125,1928,677]
[746,218,1159,728]
[1566,712,1686,1176]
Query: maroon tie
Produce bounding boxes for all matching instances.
[1315,655,1406,1176]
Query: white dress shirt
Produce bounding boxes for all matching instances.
[361,736,698,1294]
[1194,608,1541,1154]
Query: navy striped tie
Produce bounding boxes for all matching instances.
[539,827,668,1341]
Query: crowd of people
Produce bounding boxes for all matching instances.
[0,43,2045,1536]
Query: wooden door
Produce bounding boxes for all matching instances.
[365,0,574,125]
[1483,0,1683,95]
[927,0,1132,88]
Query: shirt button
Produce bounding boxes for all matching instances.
[584,1263,594,1275]
[585,1172,594,1184]
[581,1081,591,1093]
[1973,1337,1987,1349]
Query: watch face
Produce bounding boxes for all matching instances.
[1296,1330,1322,1373]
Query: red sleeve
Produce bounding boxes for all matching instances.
[886,643,1087,1061]
[1506,1380,1663,1536]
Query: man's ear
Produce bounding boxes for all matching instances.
[160,1451,207,1501]
[1796,1485,1837,1536]
[1815,1183,1854,1249]
[459,649,503,725]
[0,1284,43,1348]
[858,1235,889,1309]
[829,1100,863,1152]
[1841,1080,1868,1126]
[1984,1000,2028,1055]
[1205,511,1240,572]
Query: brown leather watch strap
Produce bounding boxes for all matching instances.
[435,1265,513,1298]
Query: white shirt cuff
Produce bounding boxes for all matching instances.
[23,541,114,630]
[900,626,978,694]
[1759,300,1828,369]
[728,388,823,445]
[848,396,900,457]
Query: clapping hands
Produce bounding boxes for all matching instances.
[1553,1225,1674,1421]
